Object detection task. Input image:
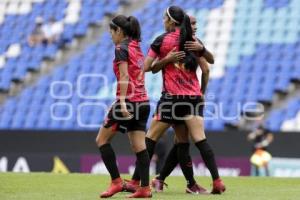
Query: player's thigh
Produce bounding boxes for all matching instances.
[184,115,206,142]
[95,126,116,147]
[146,118,170,141]
[173,124,189,143]
[128,130,147,153]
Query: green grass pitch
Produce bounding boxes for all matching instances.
[0,173,300,200]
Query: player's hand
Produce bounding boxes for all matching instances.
[166,47,186,62]
[120,101,133,119]
[184,41,204,51]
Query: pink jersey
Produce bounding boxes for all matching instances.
[148,28,202,96]
[113,39,148,102]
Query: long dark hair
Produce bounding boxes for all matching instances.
[167,6,198,71]
[109,15,141,41]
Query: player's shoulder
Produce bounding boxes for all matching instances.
[116,39,129,51]
[153,32,168,42]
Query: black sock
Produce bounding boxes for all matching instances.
[99,143,120,180]
[132,138,156,181]
[157,144,178,181]
[177,143,196,187]
[136,150,150,187]
[195,139,219,180]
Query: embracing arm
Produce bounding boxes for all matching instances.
[143,56,168,74]
[118,62,129,102]
[118,62,132,118]
[185,40,215,64]
[144,48,186,74]
[202,48,214,64]
[198,57,210,94]
[149,56,173,74]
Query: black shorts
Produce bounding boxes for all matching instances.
[154,93,204,124]
[104,100,150,133]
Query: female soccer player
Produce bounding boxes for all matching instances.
[124,7,225,194]
[151,15,213,193]
[95,15,151,198]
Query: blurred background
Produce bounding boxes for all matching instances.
[0,0,299,177]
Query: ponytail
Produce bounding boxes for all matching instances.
[179,14,193,51]
[167,6,198,71]
[127,16,141,41]
[180,14,197,71]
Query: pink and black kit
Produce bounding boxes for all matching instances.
[104,38,150,133]
[148,28,204,124]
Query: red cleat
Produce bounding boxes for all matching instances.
[151,178,168,192]
[186,183,209,194]
[100,178,123,198]
[211,178,226,194]
[127,186,152,198]
[123,179,140,193]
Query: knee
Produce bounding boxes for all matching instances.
[146,131,159,142]
[131,142,146,153]
[95,134,108,147]
[131,144,138,153]
[191,132,206,143]
[95,135,101,147]
[146,126,165,142]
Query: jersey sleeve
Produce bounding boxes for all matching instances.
[147,33,166,58]
[115,45,128,64]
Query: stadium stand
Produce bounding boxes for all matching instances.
[0,0,299,132]
[0,0,118,91]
